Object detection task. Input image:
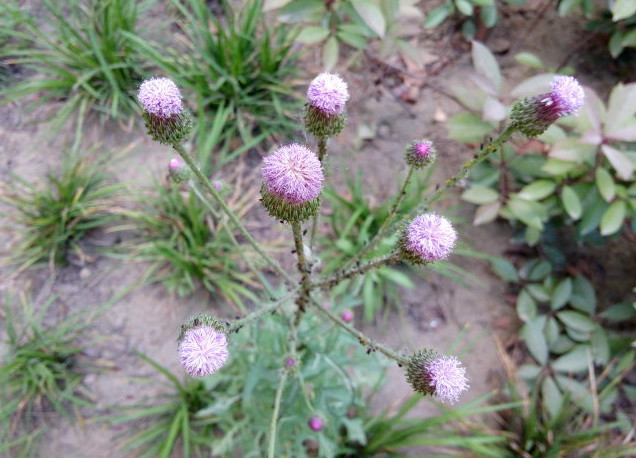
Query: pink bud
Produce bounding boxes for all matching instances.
[341,310,354,323]
[308,415,324,432]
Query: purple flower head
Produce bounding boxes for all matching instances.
[285,357,296,368]
[405,350,469,405]
[307,73,349,116]
[178,325,229,377]
[262,143,324,205]
[546,75,585,117]
[168,158,183,172]
[426,355,469,405]
[308,415,325,432]
[341,310,354,323]
[402,213,457,263]
[405,139,437,168]
[167,157,191,183]
[138,77,183,118]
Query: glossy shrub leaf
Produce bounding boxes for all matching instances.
[510,73,553,97]
[447,113,496,143]
[596,167,616,202]
[472,40,501,93]
[602,144,635,180]
[518,179,556,201]
[528,260,552,281]
[482,96,506,121]
[518,364,542,379]
[516,289,537,322]
[542,376,563,419]
[521,316,548,365]
[600,200,626,236]
[549,138,596,162]
[569,275,596,314]
[351,0,386,37]
[590,325,610,365]
[456,0,473,15]
[278,0,325,22]
[600,302,636,320]
[550,277,572,310]
[490,258,519,282]
[473,201,501,225]
[556,311,595,333]
[550,335,575,354]
[561,185,582,220]
[526,283,550,302]
[423,4,450,28]
[507,197,545,230]
[542,158,578,176]
[555,376,593,413]
[544,317,560,345]
[611,0,636,21]
[461,186,499,205]
[605,83,636,134]
[514,52,543,68]
[552,345,590,373]
[296,26,330,44]
[322,35,339,71]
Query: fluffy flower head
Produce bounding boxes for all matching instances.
[307,73,349,116]
[405,351,469,405]
[403,213,457,263]
[178,325,228,377]
[405,139,437,168]
[138,77,183,118]
[262,143,324,205]
[547,75,584,116]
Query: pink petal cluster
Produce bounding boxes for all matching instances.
[308,415,325,431]
[138,77,183,118]
[414,141,433,159]
[178,325,229,377]
[406,213,457,262]
[262,144,324,204]
[341,310,354,323]
[307,73,349,116]
[168,157,184,172]
[426,355,469,405]
[546,75,584,117]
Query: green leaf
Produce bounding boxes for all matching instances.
[507,197,545,230]
[556,311,595,333]
[542,376,563,419]
[600,200,627,236]
[526,284,550,302]
[514,52,543,68]
[322,35,339,71]
[551,345,590,373]
[550,277,572,310]
[544,317,560,345]
[447,113,496,143]
[601,144,635,181]
[522,316,548,365]
[351,0,386,37]
[569,275,596,314]
[561,185,582,220]
[490,258,519,282]
[472,40,501,93]
[542,158,578,175]
[473,201,501,225]
[600,302,636,320]
[590,326,610,365]
[516,289,537,321]
[612,0,636,21]
[528,261,552,281]
[518,364,542,379]
[595,167,616,202]
[456,0,473,15]
[480,5,498,28]
[518,180,556,201]
[461,186,499,205]
[295,26,330,44]
[423,4,451,28]
[278,0,325,22]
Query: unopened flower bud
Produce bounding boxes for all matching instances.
[398,213,457,264]
[285,357,296,368]
[341,309,354,323]
[261,143,324,223]
[138,77,193,145]
[168,157,191,183]
[308,415,325,432]
[404,350,469,405]
[177,314,229,377]
[304,73,349,138]
[405,139,436,169]
[509,75,584,137]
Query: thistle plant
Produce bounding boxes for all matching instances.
[135,69,584,455]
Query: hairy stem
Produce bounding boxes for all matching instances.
[227,291,296,332]
[312,252,399,290]
[309,136,328,248]
[292,221,311,324]
[268,368,289,458]
[173,143,294,285]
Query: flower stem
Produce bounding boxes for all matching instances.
[312,299,406,364]
[268,368,289,458]
[227,291,296,332]
[173,143,295,286]
[309,136,328,248]
[312,252,399,290]
[291,221,311,323]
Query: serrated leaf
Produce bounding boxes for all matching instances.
[491,258,519,282]
[514,52,543,68]
[552,345,590,373]
[556,311,595,332]
[601,144,635,180]
[322,35,339,71]
[461,186,499,205]
[600,200,627,235]
[612,0,636,21]
[351,0,386,37]
[542,376,563,419]
[473,201,501,225]
[551,277,572,310]
[561,185,582,220]
[596,167,616,202]
[516,289,537,321]
[447,113,496,143]
[522,316,548,365]
[296,26,330,44]
[423,4,450,28]
[518,179,557,201]
[472,41,501,93]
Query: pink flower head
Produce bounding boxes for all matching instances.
[341,310,354,323]
[285,357,296,368]
[546,75,584,117]
[261,143,324,205]
[138,77,183,118]
[308,415,325,431]
[168,158,184,172]
[425,355,469,405]
[307,73,349,116]
[415,141,432,158]
[405,213,457,262]
[178,325,229,377]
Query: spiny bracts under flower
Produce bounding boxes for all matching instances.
[177,314,229,377]
[138,77,192,145]
[405,350,469,405]
[405,139,437,169]
[398,213,457,264]
[509,75,584,137]
[261,143,324,222]
[304,73,349,138]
